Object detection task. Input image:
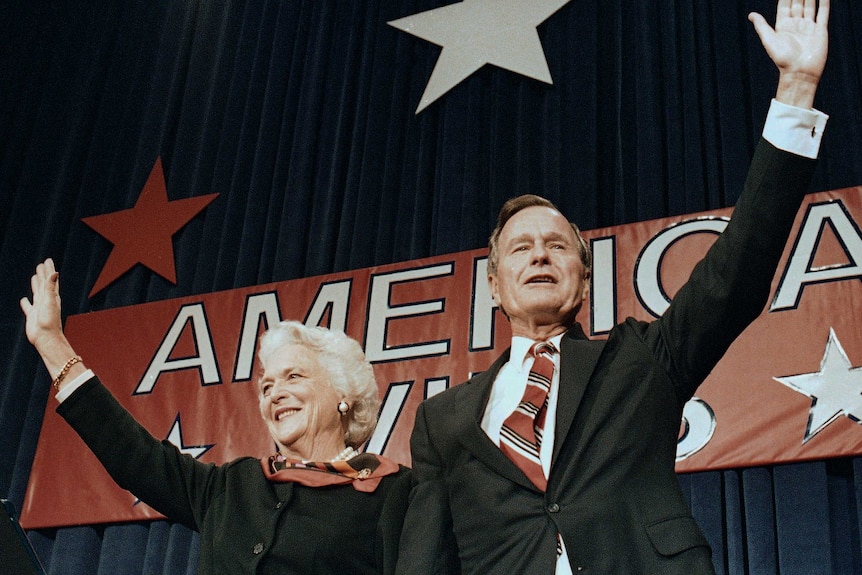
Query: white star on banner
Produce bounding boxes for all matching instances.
[166,414,215,460]
[388,0,572,113]
[775,328,862,443]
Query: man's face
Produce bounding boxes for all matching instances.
[488,205,589,337]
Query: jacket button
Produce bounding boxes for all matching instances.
[548,503,560,513]
[253,543,264,555]
[275,501,283,509]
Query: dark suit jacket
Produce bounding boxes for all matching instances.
[59,377,411,575]
[397,139,817,575]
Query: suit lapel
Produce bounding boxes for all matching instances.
[454,349,541,492]
[552,325,605,460]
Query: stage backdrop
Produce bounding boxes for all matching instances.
[22,184,862,528]
[3,0,862,573]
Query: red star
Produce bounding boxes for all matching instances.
[82,158,218,297]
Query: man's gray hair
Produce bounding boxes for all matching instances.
[486,194,592,275]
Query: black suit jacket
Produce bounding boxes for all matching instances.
[397,139,817,575]
[59,377,411,575]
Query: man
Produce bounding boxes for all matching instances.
[397,0,830,573]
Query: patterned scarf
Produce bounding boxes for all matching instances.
[261,452,400,493]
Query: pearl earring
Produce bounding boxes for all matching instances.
[337,400,350,415]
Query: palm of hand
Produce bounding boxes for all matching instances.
[24,277,63,348]
[769,15,828,77]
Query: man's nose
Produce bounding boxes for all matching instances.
[530,243,550,263]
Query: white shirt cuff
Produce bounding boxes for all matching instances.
[55,369,95,403]
[762,99,828,159]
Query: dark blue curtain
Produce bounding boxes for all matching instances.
[2,0,861,573]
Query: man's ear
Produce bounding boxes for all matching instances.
[488,274,500,305]
[488,273,501,306]
[581,270,591,302]
[488,273,510,320]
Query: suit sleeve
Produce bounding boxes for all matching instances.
[376,468,413,575]
[650,139,817,400]
[57,376,225,530]
[396,401,461,575]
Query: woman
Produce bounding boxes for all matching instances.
[20,258,411,574]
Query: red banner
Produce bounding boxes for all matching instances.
[22,186,862,529]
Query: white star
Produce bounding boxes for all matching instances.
[165,413,215,460]
[388,0,572,113]
[775,328,862,443]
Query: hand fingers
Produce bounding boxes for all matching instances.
[19,297,32,315]
[748,12,765,26]
[790,0,803,19]
[44,259,58,293]
[27,259,59,312]
[33,258,58,294]
[803,0,815,20]
[793,0,828,23]
[37,259,54,282]
[30,271,41,302]
[748,12,774,44]
[817,0,830,26]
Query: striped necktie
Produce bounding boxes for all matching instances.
[500,341,557,491]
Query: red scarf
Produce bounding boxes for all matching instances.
[261,452,400,493]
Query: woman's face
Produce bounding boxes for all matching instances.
[258,343,346,461]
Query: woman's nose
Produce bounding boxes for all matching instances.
[270,380,290,401]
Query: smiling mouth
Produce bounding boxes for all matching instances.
[526,276,555,284]
[275,408,299,421]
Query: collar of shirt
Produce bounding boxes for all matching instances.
[480,333,564,476]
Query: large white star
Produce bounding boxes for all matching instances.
[775,328,862,443]
[388,0,572,113]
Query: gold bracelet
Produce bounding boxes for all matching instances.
[53,356,82,391]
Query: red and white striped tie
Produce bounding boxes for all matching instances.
[500,341,557,491]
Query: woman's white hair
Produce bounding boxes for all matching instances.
[257,320,380,448]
